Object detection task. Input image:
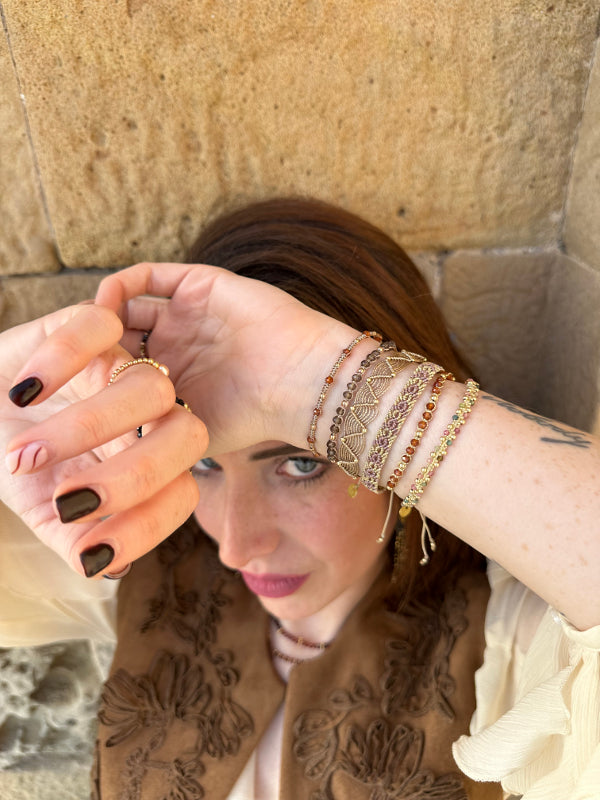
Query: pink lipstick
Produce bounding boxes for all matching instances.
[241,572,309,598]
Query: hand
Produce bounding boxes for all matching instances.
[95,262,357,455]
[1,303,206,577]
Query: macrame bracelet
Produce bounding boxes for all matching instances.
[386,372,454,490]
[326,340,397,465]
[361,361,444,493]
[336,350,426,482]
[108,357,170,385]
[307,331,382,456]
[401,379,480,509]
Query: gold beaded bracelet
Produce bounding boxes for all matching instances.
[360,361,444,493]
[307,331,382,456]
[385,372,454,490]
[401,379,480,509]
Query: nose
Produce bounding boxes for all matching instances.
[217,484,281,570]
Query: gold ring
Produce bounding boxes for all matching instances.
[103,563,132,580]
[108,358,170,386]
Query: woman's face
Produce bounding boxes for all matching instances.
[192,441,392,621]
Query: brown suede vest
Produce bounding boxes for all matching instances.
[93,521,501,799]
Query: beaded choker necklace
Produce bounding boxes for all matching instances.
[271,618,331,665]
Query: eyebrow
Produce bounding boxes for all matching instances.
[249,444,309,462]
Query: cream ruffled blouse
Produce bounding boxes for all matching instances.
[453,561,600,799]
[1,505,599,798]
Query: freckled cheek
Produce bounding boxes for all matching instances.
[334,502,388,557]
[298,506,367,562]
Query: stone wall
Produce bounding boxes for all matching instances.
[1,1,599,796]
[1,1,599,422]
[1,0,598,269]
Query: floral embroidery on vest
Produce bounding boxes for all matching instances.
[291,589,469,799]
[381,589,468,720]
[97,524,254,799]
[96,521,486,800]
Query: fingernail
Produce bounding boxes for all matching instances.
[9,377,43,407]
[80,543,115,578]
[5,442,50,475]
[55,488,101,523]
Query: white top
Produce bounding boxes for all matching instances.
[453,561,600,800]
[1,503,599,799]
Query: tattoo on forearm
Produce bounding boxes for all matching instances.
[482,395,592,449]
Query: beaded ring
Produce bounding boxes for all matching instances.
[401,379,480,509]
[107,359,192,438]
[107,357,170,385]
[307,331,382,456]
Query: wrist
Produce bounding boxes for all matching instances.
[268,319,370,451]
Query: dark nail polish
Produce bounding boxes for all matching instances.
[9,377,43,407]
[56,488,101,523]
[80,543,115,578]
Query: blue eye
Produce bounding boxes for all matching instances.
[289,458,319,474]
[191,457,221,477]
[278,457,328,483]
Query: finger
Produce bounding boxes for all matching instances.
[117,297,169,355]
[5,360,177,473]
[52,406,207,522]
[95,262,212,311]
[124,296,170,332]
[67,471,201,578]
[8,304,123,406]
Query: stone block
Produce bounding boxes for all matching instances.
[0,641,103,771]
[564,44,600,271]
[440,248,556,411]
[538,253,600,431]
[410,252,443,300]
[440,249,600,431]
[0,272,110,331]
[0,767,91,799]
[1,1,597,268]
[0,33,59,275]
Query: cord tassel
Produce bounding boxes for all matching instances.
[376,489,396,543]
[418,509,436,565]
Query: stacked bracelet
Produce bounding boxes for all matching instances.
[401,379,480,509]
[307,331,382,456]
[385,372,454,490]
[326,340,397,465]
[336,350,425,481]
[360,361,444,493]
[309,331,480,565]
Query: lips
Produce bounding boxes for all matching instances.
[240,571,309,598]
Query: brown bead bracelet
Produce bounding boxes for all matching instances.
[307,331,382,456]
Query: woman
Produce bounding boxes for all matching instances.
[1,199,599,799]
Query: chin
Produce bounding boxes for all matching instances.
[259,595,321,621]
